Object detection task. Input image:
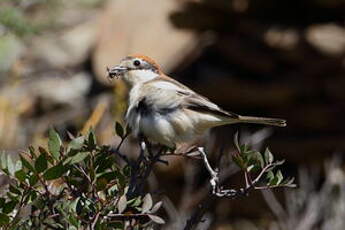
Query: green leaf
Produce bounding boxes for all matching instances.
[274,160,285,166]
[128,197,141,207]
[29,174,38,186]
[264,148,274,164]
[69,152,89,165]
[232,154,245,169]
[7,155,15,176]
[141,193,153,213]
[151,201,163,213]
[14,170,26,182]
[35,153,48,173]
[68,215,80,228]
[19,155,35,172]
[253,151,265,168]
[117,195,127,214]
[28,146,37,159]
[283,177,297,187]
[69,197,80,213]
[43,163,66,180]
[96,178,108,191]
[234,132,240,152]
[148,214,165,224]
[276,170,283,185]
[48,128,62,160]
[3,201,17,214]
[88,130,97,148]
[240,144,248,154]
[0,152,7,170]
[0,198,5,208]
[247,165,255,172]
[9,185,21,195]
[14,159,22,172]
[38,147,54,164]
[68,136,85,151]
[266,171,274,182]
[125,125,132,135]
[0,213,9,226]
[115,122,124,138]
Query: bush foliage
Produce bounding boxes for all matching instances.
[0,124,295,229]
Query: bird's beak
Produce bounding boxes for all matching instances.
[106,65,128,79]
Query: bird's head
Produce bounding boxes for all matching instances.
[107,55,161,85]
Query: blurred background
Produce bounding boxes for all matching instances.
[0,0,344,229]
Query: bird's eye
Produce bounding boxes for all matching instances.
[133,60,141,66]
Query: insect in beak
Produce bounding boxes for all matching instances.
[106,66,128,80]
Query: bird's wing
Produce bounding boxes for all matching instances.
[181,92,239,119]
[141,79,239,119]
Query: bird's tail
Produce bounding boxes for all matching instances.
[237,115,287,127]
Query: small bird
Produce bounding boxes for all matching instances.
[107,55,286,148]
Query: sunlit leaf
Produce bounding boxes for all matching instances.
[69,152,89,165]
[264,148,274,164]
[266,170,274,182]
[276,170,283,185]
[14,160,22,172]
[234,132,240,152]
[247,165,255,172]
[48,129,62,160]
[130,197,142,207]
[253,151,264,168]
[7,155,15,176]
[117,195,127,214]
[69,197,80,213]
[148,214,165,224]
[283,177,297,187]
[150,201,163,213]
[274,160,285,166]
[0,152,7,170]
[68,136,85,151]
[141,193,153,213]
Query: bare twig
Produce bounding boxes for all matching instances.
[198,147,293,198]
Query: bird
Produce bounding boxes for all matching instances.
[106,54,286,149]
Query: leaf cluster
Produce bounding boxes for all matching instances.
[232,133,296,189]
[0,129,163,230]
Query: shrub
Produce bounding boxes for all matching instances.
[0,125,295,229]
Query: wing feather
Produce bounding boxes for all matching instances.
[142,79,239,119]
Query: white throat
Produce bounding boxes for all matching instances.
[123,69,159,86]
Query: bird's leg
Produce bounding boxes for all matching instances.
[198,147,237,197]
[138,134,149,157]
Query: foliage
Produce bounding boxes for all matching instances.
[231,133,295,193]
[0,128,163,230]
[0,124,295,229]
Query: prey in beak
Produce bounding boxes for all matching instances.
[106,66,128,80]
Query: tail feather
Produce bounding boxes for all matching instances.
[237,115,287,127]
